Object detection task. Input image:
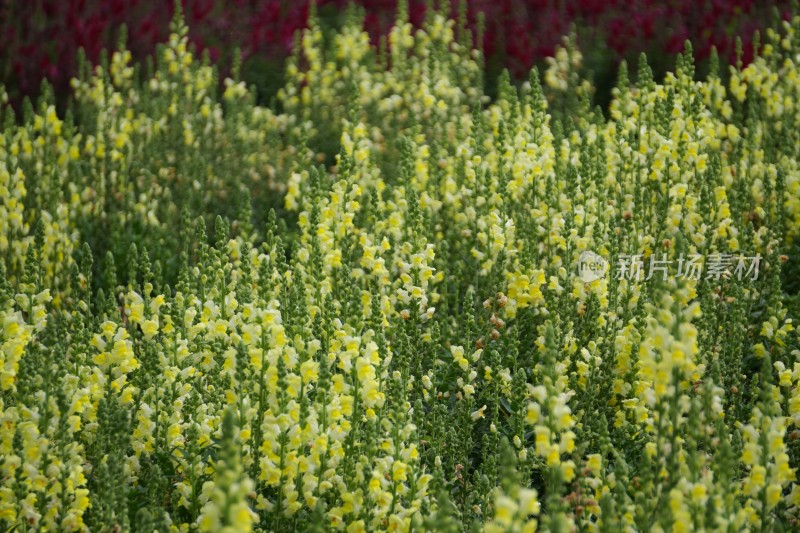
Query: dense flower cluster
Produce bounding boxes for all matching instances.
[1,2,800,531]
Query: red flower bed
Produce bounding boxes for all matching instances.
[0,0,791,106]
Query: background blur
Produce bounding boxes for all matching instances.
[0,0,792,111]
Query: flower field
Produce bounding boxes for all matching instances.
[2,2,800,531]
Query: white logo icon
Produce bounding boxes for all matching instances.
[578,251,609,282]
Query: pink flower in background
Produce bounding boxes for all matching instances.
[0,0,792,108]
